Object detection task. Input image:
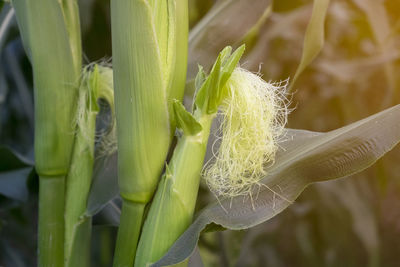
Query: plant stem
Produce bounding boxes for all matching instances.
[66,218,92,267]
[12,1,82,265]
[112,200,145,267]
[64,111,96,267]
[38,176,65,267]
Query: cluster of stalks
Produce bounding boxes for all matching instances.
[11,0,280,266]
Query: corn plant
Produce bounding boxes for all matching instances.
[1,0,400,267]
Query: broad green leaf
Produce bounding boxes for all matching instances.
[0,146,33,201]
[289,0,330,91]
[92,200,121,227]
[85,152,118,216]
[0,5,14,51]
[0,168,31,201]
[153,104,400,266]
[0,146,33,170]
[188,0,272,81]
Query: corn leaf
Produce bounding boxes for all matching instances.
[153,104,400,266]
[0,5,14,51]
[0,146,33,202]
[187,0,272,80]
[173,100,202,136]
[85,152,118,217]
[289,0,330,91]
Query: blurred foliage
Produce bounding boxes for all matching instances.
[1,0,400,266]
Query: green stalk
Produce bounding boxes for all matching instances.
[12,1,82,266]
[112,201,145,267]
[38,176,65,267]
[64,113,96,267]
[110,0,187,265]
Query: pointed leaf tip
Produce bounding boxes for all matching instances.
[173,99,202,136]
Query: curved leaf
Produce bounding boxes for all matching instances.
[0,5,15,51]
[85,152,118,216]
[187,0,272,81]
[153,104,400,266]
[289,0,330,91]
[0,146,33,201]
[0,146,33,170]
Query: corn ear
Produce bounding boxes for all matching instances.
[135,46,245,266]
[64,65,114,267]
[111,0,174,203]
[111,0,188,265]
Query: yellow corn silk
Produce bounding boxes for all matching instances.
[203,68,289,199]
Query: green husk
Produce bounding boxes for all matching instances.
[135,46,245,266]
[64,65,114,267]
[135,112,213,267]
[111,0,188,265]
[111,0,172,205]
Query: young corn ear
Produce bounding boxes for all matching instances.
[110,0,188,265]
[12,1,81,266]
[64,64,115,267]
[135,46,245,266]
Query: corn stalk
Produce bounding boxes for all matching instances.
[11,0,82,266]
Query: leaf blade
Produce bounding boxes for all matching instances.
[289,0,330,91]
[153,104,400,266]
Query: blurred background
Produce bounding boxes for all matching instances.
[1,0,400,266]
